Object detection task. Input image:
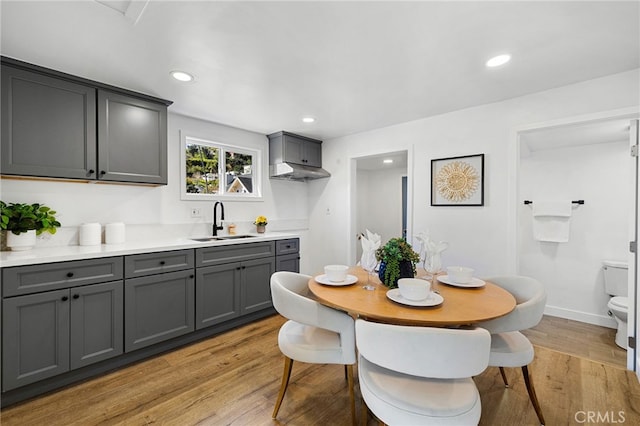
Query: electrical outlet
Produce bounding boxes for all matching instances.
[190,208,202,218]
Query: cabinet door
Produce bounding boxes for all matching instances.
[124,270,195,352]
[241,257,275,315]
[1,65,97,179]
[195,263,241,329]
[276,253,300,273]
[303,140,322,168]
[2,289,70,391]
[70,281,124,369]
[282,134,306,165]
[97,90,167,184]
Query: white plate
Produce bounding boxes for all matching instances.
[437,275,486,288]
[386,289,444,307]
[315,274,358,286]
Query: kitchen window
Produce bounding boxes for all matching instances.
[180,134,262,200]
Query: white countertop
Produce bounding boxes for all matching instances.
[0,232,299,268]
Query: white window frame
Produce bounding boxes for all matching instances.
[180,133,263,201]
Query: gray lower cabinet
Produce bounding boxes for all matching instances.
[2,280,123,391]
[123,250,195,352]
[275,238,300,272]
[195,242,275,330]
[124,270,195,352]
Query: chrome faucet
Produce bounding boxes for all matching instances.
[213,201,225,236]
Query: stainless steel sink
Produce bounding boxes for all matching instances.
[216,235,256,240]
[191,234,256,242]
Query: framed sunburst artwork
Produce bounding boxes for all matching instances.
[431,154,484,206]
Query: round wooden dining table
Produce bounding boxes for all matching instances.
[308,267,516,327]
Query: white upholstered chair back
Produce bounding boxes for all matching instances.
[356,319,490,378]
[270,271,356,365]
[479,275,547,334]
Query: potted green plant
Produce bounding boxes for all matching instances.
[376,237,421,288]
[0,201,61,251]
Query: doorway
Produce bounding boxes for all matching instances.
[352,151,408,264]
[515,110,639,372]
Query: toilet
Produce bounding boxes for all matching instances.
[603,260,629,349]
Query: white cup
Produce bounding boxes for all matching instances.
[324,265,349,282]
[447,266,474,284]
[398,278,431,301]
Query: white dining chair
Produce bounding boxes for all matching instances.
[356,318,491,425]
[477,275,547,425]
[270,271,357,424]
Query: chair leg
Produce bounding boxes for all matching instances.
[347,364,356,426]
[522,365,545,425]
[499,366,509,387]
[272,357,294,419]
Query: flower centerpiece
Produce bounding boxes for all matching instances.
[254,215,268,233]
[375,237,420,288]
[0,201,61,251]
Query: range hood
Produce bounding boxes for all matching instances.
[270,162,331,181]
[267,131,331,181]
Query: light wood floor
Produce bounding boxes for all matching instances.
[1,314,638,425]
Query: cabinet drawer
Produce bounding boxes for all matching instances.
[276,238,299,256]
[125,249,194,278]
[2,257,123,297]
[196,242,275,267]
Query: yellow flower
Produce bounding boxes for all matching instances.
[254,216,268,226]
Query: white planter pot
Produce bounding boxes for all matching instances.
[6,230,37,251]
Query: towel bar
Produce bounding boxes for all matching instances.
[523,200,584,205]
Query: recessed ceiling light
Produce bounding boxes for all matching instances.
[383,159,393,164]
[171,71,194,82]
[302,117,315,123]
[486,54,511,68]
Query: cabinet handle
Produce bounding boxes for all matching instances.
[236,267,241,270]
[160,261,166,265]
[88,169,95,175]
[66,272,74,278]
[73,294,80,299]
[189,274,194,279]
[61,296,69,302]
[100,170,106,175]
[242,266,246,270]
[286,245,291,249]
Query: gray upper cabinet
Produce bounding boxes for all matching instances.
[98,90,167,184]
[268,131,322,168]
[1,65,97,179]
[0,57,171,185]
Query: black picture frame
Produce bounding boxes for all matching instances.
[431,154,485,206]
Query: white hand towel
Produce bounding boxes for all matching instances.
[532,200,573,242]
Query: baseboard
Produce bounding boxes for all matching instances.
[544,305,617,329]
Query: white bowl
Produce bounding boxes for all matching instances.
[447,266,474,284]
[324,264,349,282]
[398,278,431,301]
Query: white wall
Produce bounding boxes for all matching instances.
[0,113,314,272]
[355,167,406,260]
[519,140,629,327]
[306,69,640,312]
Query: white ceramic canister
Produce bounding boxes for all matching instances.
[79,223,101,246]
[105,222,126,244]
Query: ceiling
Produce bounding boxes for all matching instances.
[1,1,638,141]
